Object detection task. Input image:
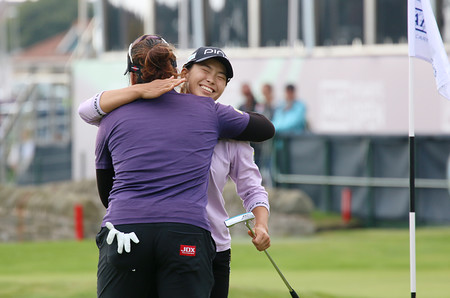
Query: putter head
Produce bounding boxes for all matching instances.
[224,212,255,228]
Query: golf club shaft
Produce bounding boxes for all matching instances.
[245,221,298,296]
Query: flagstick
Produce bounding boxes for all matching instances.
[408,57,416,298]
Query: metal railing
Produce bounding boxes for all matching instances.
[273,173,449,189]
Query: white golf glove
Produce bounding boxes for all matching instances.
[105,222,140,254]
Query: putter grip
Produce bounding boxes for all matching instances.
[290,290,299,298]
[245,222,255,237]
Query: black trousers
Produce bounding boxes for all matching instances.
[211,249,231,298]
[96,222,216,298]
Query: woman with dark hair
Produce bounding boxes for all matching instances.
[80,45,272,298]
[92,35,274,298]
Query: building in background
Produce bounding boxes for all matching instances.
[3,0,450,191]
[70,0,450,226]
[0,0,97,184]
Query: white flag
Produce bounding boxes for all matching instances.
[408,0,450,99]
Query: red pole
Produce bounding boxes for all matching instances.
[341,188,352,224]
[74,204,84,241]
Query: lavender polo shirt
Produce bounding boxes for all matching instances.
[95,90,249,231]
[207,140,269,252]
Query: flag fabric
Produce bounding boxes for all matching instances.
[408,0,450,100]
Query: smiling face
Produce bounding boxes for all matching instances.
[182,58,228,101]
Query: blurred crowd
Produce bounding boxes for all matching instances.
[238,82,308,186]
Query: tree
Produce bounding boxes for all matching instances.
[17,0,78,49]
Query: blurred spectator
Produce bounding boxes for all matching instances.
[7,129,35,182]
[272,84,307,134]
[238,83,258,112]
[256,83,275,120]
[256,83,275,186]
[238,83,265,171]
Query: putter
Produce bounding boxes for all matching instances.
[225,212,299,298]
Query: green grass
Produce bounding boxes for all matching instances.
[0,228,449,297]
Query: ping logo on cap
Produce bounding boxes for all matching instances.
[180,245,196,256]
[203,48,227,58]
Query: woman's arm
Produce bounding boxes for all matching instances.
[96,168,115,208]
[228,141,271,251]
[234,112,275,142]
[250,206,270,250]
[78,92,105,126]
[78,77,185,125]
[100,77,185,112]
